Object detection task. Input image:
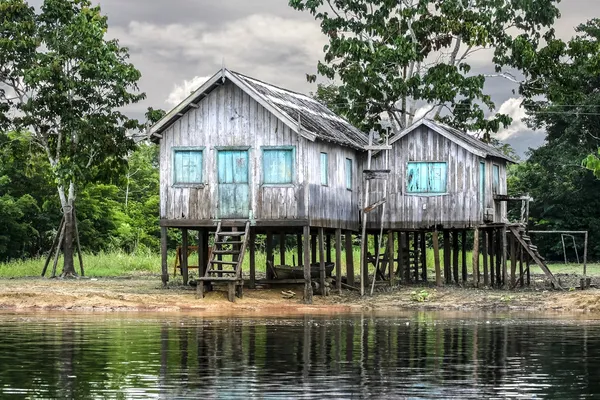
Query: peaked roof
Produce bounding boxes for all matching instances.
[150,68,368,150]
[389,119,515,162]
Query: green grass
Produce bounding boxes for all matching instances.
[0,247,597,279]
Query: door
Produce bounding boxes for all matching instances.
[218,150,249,219]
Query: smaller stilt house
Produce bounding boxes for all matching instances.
[149,68,368,301]
[363,119,559,290]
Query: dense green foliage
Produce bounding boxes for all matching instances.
[289,0,561,139]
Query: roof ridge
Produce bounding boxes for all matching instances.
[229,69,316,101]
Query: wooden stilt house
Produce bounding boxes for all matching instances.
[149,68,367,301]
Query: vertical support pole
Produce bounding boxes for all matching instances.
[452,231,459,284]
[398,232,406,283]
[472,228,480,287]
[519,242,524,287]
[461,230,467,283]
[318,227,326,296]
[279,232,286,266]
[326,234,332,263]
[388,230,394,286]
[345,231,355,287]
[161,226,168,286]
[495,229,502,287]
[413,232,419,282]
[433,230,442,287]
[266,231,274,280]
[420,231,427,282]
[502,226,508,289]
[249,229,256,289]
[335,228,342,294]
[181,228,189,286]
[489,229,495,287]
[362,233,369,295]
[303,225,313,304]
[443,230,451,284]
[510,232,517,288]
[197,230,204,278]
[584,231,588,276]
[311,233,317,264]
[482,229,489,287]
[73,210,84,277]
[526,254,531,286]
[297,234,303,267]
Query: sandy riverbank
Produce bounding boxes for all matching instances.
[0,276,599,314]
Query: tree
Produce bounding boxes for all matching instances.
[0,0,144,276]
[289,0,561,139]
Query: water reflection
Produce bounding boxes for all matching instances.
[0,314,597,398]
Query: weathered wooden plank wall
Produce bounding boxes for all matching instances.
[159,80,361,229]
[365,125,508,230]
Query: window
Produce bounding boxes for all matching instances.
[345,158,353,190]
[492,164,500,194]
[406,162,447,194]
[263,147,294,184]
[320,152,328,186]
[173,148,203,185]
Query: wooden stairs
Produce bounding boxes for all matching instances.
[509,225,562,289]
[197,221,250,302]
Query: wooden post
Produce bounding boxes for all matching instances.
[502,226,508,289]
[388,230,395,286]
[398,232,405,283]
[519,242,524,287]
[249,229,256,289]
[584,231,588,276]
[345,231,355,287]
[526,254,531,286]
[482,229,488,286]
[297,234,303,267]
[510,232,517,288]
[362,233,369,294]
[181,228,189,286]
[461,230,467,283]
[42,216,65,277]
[443,230,451,284]
[489,229,495,287]
[335,228,342,293]
[51,223,66,278]
[161,226,168,286]
[303,225,313,304]
[472,228,480,287]
[311,233,317,264]
[279,232,286,266]
[266,231,274,280]
[495,229,502,287]
[413,232,419,282]
[420,231,427,282]
[452,231,459,284]
[73,210,84,277]
[433,230,442,287]
[318,228,326,296]
[326,234,332,263]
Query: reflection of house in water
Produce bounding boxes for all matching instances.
[149,69,556,302]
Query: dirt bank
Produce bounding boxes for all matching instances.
[0,276,599,314]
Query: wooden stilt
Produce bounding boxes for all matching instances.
[181,228,189,286]
[42,216,65,277]
[362,233,369,294]
[398,232,406,283]
[519,242,524,287]
[297,234,303,267]
[443,230,451,284]
[452,231,459,284]
[526,254,531,286]
[510,232,517,288]
[326,234,332,263]
[461,230,467,283]
[249,229,256,289]
[413,232,419,282]
[495,229,502,286]
[345,231,355,287]
[318,228,326,296]
[502,226,508,289]
[266,231,274,280]
[335,228,342,293]
[73,210,84,277]
[472,228,480,287]
[303,225,313,304]
[482,230,488,286]
[279,232,286,266]
[161,226,168,286]
[388,231,394,286]
[433,230,442,286]
[311,233,317,264]
[489,229,495,287]
[420,231,427,282]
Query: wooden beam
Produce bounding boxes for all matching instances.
[413,232,419,282]
[420,231,427,282]
[279,232,286,266]
[461,230,467,283]
[311,233,317,264]
[398,232,406,283]
[489,229,495,287]
[345,231,355,287]
[510,232,517,288]
[303,225,312,304]
[433,231,442,287]
[335,229,342,294]
[364,145,393,151]
[161,227,168,286]
[443,230,451,284]
[181,228,189,286]
[364,199,386,213]
[326,234,332,263]
[266,232,274,280]
[249,230,256,289]
[388,231,394,286]
[297,234,303,267]
[502,226,508,289]
[452,231,459,284]
[482,230,489,286]
[472,228,480,287]
[318,228,327,296]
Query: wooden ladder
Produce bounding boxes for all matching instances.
[197,221,250,302]
[509,226,563,290]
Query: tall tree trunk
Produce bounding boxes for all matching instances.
[58,183,77,277]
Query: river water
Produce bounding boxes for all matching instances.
[0,312,598,399]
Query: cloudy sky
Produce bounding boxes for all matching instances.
[84,0,595,158]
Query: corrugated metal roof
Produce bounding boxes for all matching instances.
[230,71,369,149]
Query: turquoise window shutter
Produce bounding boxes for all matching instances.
[492,164,500,194]
[345,158,352,190]
[407,162,447,194]
[174,149,202,184]
[320,152,328,186]
[263,148,294,184]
